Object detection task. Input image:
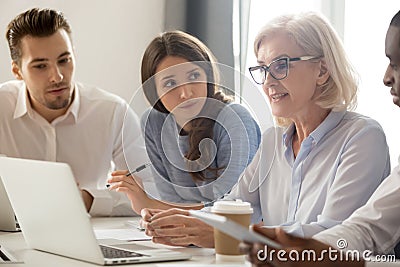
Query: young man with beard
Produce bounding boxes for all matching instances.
[0,8,149,216]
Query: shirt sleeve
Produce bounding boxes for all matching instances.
[86,101,150,216]
[227,150,263,224]
[281,124,391,237]
[314,164,400,255]
[200,104,261,201]
[226,128,276,224]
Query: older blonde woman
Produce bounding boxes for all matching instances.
[241,10,400,267]
[140,12,390,248]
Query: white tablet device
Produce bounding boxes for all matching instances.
[189,210,282,249]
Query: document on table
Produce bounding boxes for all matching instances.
[94,229,151,241]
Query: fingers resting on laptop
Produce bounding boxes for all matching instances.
[141,208,214,248]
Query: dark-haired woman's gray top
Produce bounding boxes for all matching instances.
[141,103,261,204]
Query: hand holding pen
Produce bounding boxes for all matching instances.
[106,163,152,187]
[106,163,153,214]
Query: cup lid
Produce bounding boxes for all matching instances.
[211,199,253,214]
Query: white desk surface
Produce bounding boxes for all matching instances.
[1,216,398,267]
[0,217,248,267]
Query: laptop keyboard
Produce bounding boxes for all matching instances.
[100,245,144,259]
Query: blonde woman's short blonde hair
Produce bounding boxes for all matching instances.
[254,12,358,126]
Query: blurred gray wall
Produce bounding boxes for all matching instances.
[164,0,235,94]
[165,0,234,68]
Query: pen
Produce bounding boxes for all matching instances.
[106,163,152,188]
[125,162,152,177]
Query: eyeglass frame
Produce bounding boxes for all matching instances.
[248,56,322,85]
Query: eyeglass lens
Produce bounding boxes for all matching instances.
[251,58,289,84]
[270,58,288,80]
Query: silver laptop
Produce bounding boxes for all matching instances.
[0,157,190,265]
[0,175,19,232]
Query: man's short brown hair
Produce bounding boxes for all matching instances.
[6,8,72,65]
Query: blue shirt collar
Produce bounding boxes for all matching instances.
[282,110,347,147]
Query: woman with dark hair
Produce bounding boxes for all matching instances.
[108,30,261,212]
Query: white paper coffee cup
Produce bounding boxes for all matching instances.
[211,199,253,262]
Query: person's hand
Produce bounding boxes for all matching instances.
[107,170,151,213]
[239,225,364,267]
[142,208,214,248]
[140,208,163,230]
[76,182,93,212]
[81,189,94,212]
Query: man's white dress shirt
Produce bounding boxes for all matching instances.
[0,80,150,216]
[315,155,400,255]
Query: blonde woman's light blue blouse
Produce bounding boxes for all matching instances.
[228,111,391,237]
